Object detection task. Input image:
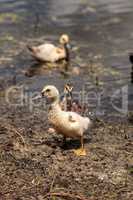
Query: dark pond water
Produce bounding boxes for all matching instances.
[0,0,133,120]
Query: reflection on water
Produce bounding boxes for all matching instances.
[94,0,133,14]
[25,61,72,78]
[0,0,133,69]
[0,0,133,118]
[48,0,81,16]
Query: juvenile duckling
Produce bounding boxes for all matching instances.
[60,83,73,111]
[61,83,88,115]
[41,85,91,156]
[28,34,70,63]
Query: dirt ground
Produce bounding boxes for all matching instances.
[0,96,132,200]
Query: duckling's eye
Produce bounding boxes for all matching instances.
[46,89,50,92]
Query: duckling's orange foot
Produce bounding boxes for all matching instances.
[74,148,86,156]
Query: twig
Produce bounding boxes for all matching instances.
[50,174,57,193]
[1,120,26,145]
[11,127,25,145]
[44,192,90,200]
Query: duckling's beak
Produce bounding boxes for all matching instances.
[32,94,42,100]
[41,91,51,104]
[41,91,45,97]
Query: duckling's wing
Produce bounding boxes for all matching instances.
[38,44,56,55]
[68,111,91,131]
[68,114,77,122]
[68,112,80,123]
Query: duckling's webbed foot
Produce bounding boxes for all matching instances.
[74,148,86,156]
[74,135,86,156]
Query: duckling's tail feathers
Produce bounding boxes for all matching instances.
[84,117,92,130]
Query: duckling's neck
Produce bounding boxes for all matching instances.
[49,100,61,112]
[48,101,62,123]
[64,44,70,62]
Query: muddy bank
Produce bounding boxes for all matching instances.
[0,97,132,200]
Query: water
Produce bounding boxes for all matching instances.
[0,0,133,120]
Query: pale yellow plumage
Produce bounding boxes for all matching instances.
[41,85,91,156]
[28,34,70,63]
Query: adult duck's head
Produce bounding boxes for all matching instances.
[41,85,60,104]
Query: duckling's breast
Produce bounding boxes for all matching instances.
[48,109,82,138]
